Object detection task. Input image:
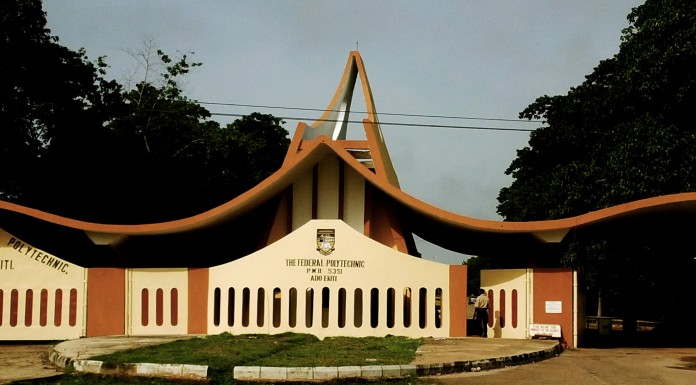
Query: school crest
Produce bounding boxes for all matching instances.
[316,229,335,256]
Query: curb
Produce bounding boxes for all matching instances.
[49,351,209,381]
[49,341,563,381]
[233,364,417,381]
[412,343,563,377]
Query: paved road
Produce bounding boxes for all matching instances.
[2,343,696,384]
[419,346,696,385]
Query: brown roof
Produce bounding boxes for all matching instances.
[2,51,696,261]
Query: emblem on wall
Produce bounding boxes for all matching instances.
[316,229,336,256]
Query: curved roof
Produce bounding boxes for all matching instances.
[2,51,696,257]
[2,133,696,255]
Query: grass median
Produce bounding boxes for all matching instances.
[93,332,421,369]
[33,332,424,385]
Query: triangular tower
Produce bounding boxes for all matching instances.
[274,51,415,254]
[285,51,400,189]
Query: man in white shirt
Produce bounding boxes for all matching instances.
[474,288,489,337]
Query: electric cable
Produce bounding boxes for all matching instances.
[208,112,538,132]
[198,101,543,124]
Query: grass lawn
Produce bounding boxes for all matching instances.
[20,333,423,385]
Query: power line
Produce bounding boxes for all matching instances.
[209,112,537,133]
[198,101,543,124]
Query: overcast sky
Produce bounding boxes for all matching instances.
[43,0,645,264]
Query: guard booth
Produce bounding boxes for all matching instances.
[480,268,581,348]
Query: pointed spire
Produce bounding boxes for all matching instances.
[304,51,372,140]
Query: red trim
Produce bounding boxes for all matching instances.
[188,268,209,334]
[448,265,468,337]
[86,268,125,336]
[24,289,33,327]
[312,164,318,219]
[171,289,178,326]
[69,289,77,327]
[338,161,345,220]
[40,289,48,327]
[156,289,164,326]
[54,289,62,327]
[141,289,149,326]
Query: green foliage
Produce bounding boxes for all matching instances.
[89,47,289,223]
[0,0,123,203]
[464,255,503,296]
[92,332,420,368]
[0,1,291,224]
[498,0,696,221]
[225,113,291,183]
[496,0,696,326]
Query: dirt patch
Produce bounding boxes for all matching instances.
[0,343,63,384]
[674,356,696,371]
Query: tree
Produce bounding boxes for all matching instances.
[0,0,122,204]
[496,0,696,335]
[498,0,696,221]
[224,113,291,183]
[464,255,503,297]
[2,1,291,223]
[102,46,290,222]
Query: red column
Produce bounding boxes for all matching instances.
[449,264,468,337]
[188,268,209,334]
[86,268,125,336]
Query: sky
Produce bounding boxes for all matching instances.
[43,0,645,264]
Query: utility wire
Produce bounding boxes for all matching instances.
[198,101,543,124]
[209,112,538,132]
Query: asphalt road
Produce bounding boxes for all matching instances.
[418,346,696,385]
[2,342,696,384]
[3,309,696,385]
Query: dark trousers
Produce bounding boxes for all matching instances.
[475,308,488,337]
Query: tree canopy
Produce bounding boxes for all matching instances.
[498,0,696,221]
[0,0,290,223]
[1,0,123,203]
[496,0,696,332]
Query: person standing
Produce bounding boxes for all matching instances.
[474,288,489,337]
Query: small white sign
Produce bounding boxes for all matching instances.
[529,323,561,338]
[545,301,562,314]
